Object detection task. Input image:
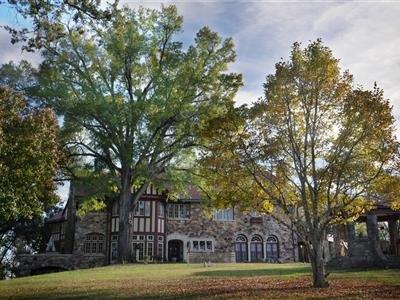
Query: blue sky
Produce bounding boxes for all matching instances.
[1,0,400,201]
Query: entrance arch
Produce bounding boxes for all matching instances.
[168,239,183,262]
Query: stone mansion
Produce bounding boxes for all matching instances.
[16,183,399,276]
[44,183,296,267]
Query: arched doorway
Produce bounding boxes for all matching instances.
[235,235,248,262]
[266,236,279,261]
[250,235,264,262]
[168,239,183,262]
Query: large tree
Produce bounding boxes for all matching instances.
[199,40,397,288]
[31,4,241,261]
[0,84,60,266]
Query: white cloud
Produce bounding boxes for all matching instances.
[234,89,262,107]
[0,27,42,66]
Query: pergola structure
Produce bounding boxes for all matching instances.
[329,204,400,268]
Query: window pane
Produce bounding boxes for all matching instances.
[92,242,97,253]
[145,202,150,216]
[159,204,165,217]
[174,205,178,218]
[185,205,190,218]
[206,241,212,251]
[147,242,153,259]
[193,241,199,250]
[98,242,103,254]
[200,241,205,251]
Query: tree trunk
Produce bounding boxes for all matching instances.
[118,167,132,263]
[309,238,329,288]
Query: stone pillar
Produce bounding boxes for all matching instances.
[366,214,387,264]
[333,224,346,257]
[346,224,356,257]
[388,219,399,256]
[332,226,340,257]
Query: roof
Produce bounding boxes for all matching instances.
[46,213,65,224]
[166,185,202,203]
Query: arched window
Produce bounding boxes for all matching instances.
[251,235,263,242]
[236,235,247,243]
[250,235,263,262]
[235,235,248,262]
[84,233,105,254]
[266,235,279,259]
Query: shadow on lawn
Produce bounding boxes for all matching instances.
[194,266,311,277]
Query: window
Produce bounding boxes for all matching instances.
[159,203,165,217]
[134,201,150,216]
[266,236,279,259]
[250,235,263,262]
[236,235,247,243]
[251,235,263,242]
[132,242,145,262]
[111,217,119,232]
[133,235,145,241]
[84,233,105,254]
[213,208,234,221]
[157,235,164,261]
[206,241,212,251]
[191,239,213,252]
[147,242,154,261]
[167,204,190,219]
[111,235,118,260]
[235,235,248,262]
[193,241,199,251]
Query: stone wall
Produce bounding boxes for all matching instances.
[166,203,296,263]
[16,253,106,277]
[73,212,108,256]
[188,251,236,263]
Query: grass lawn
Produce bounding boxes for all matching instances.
[0,263,399,299]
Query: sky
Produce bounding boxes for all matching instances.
[1,0,400,201]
